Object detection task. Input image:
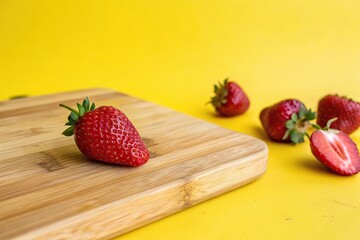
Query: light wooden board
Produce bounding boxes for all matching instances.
[0,88,268,239]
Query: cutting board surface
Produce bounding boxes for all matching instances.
[0,88,268,239]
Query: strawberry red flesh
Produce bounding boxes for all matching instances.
[310,129,360,176]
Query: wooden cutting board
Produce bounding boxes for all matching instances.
[0,88,268,239]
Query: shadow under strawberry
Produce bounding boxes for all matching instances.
[296,158,336,175]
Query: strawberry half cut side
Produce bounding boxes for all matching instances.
[310,119,360,176]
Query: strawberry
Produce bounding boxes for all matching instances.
[310,118,360,176]
[316,94,360,135]
[209,78,250,116]
[259,99,316,143]
[60,97,150,167]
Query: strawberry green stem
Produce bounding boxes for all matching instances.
[325,117,338,130]
[59,104,79,116]
[311,117,339,132]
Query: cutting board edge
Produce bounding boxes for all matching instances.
[12,145,268,240]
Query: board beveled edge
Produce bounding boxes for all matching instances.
[15,141,268,240]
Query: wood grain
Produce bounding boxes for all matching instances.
[0,88,268,239]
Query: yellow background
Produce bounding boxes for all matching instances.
[1,1,360,239]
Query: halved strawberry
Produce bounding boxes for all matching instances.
[310,119,360,176]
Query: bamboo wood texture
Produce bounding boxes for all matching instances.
[0,88,268,239]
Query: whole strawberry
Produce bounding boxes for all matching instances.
[260,99,316,143]
[60,98,150,167]
[310,118,360,176]
[316,94,360,135]
[209,78,250,117]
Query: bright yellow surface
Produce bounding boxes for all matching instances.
[1,1,360,239]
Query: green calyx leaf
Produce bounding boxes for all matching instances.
[305,109,316,121]
[62,126,74,136]
[282,106,317,144]
[59,97,95,136]
[90,102,95,111]
[208,78,229,108]
[82,97,90,111]
[70,112,78,122]
[291,112,298,122]
[285,119,295,129]
[290,131,304,144]
[77,103,86,116]
[311,123,321,130]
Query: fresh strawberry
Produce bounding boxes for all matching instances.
[259,99,316,143]
[316,94,360,135]
[209,78,250,116]
[310,118,360,176]
[60,97,150,167]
